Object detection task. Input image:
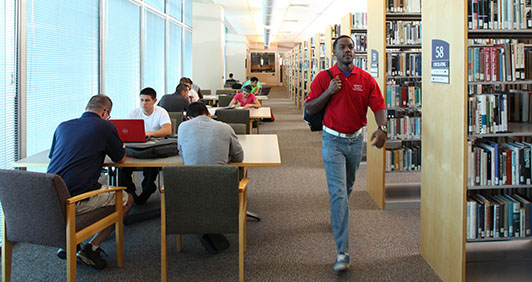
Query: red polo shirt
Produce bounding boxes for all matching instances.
[305,64,385,134]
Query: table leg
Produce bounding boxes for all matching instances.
[249,120,253,134]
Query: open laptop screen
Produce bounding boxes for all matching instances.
[110,119,146,142]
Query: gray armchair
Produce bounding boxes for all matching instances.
[0,169,125,282]
[215,108,250,134]
[217,95,234,107]
[168,111,184,135]
[160,165,249,282]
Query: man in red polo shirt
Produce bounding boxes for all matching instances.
[305,35,387,272]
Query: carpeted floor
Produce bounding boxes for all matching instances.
[2,86,441,281]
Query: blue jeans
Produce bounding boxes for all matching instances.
[321,131,363,255]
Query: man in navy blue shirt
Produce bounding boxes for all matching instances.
[48,95,133,270]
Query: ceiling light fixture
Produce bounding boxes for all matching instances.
[262,0,275,49]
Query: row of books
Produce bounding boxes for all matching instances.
[468,42,531,82]
[351,12,367,29]
[354,57,367,71]
[351,33,367,52]
[386,21,422,46]
[467,192,532,240]
[385,146,421,172]
[468,78,530,94]
[386,53,422,77]
[386,116,422,140]
[331,24,341,38]
[468,93,508,135]
[468,140,532,186]
[468,0,532,30]
[387,0,422,13]
[386,85,422,108]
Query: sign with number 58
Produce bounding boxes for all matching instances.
[431,39,450,84]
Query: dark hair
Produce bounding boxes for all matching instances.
[176,83,189,95]
[140,87,157,99]
[333,35,354,50]
[186,102,209,118]
[179,77,192,84]
[86,95,113,112]
[242,85,252,93]
[229,73,234,78]
[250,77,259,82]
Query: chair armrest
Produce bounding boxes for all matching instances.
[66,186,127,204]
[239,178,250,193]
[160,185,165,193]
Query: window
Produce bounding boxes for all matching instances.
[167,22,182,93]
[104,0,141,119]
[26,0,99,156]
[0,0,17,169]
[168,0,182,21]
[250,52,276,73]
[144,9,166,96]
[145,0,164,12]
[184,0,192,26]
[184,28,192,77]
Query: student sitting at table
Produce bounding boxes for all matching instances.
[119,87,172,205]
[158,83,190,113]
[47,95,133,270]
[241,76,262,95]
[178,102,243,254]
[229,85,261,109]
[180,77,200,102]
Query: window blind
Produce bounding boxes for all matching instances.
[184,0,192,27]
[104,0,140,118]
[144,9,165,96]
[26,0,99,156]
[145,0,164,13]
[184,28,192,77]
[1,0,17,169]
[168,0,182,21]
[167,21,182,93]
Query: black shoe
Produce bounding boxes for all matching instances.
[208,234,230,252]
[77,244,108,270]
[134,191,151,205]
[199,234,218,255]
[57,244,81,260]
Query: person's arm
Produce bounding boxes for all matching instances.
[118,152,127,163]
[370,110,387,149]
[146,123,172,137]
[229,98,240,107]
[244,97,261,108]
[228,129,244,162]
[304,75,342,115]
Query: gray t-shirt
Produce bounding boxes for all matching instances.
[158,93,190,113]
[177,116,243,165]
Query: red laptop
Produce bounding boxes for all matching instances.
[110,119,146,142]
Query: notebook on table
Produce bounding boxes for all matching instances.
[110,119,146,142]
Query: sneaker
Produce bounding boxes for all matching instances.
[134,191,151,205]
[56,245,81,260]
[333,253,350,272]
[199,234,218,255]
[77,244,108,270]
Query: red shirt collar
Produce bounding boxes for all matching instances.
[331,63,358,77]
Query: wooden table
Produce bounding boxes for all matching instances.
[13,134,281,168]
[207,107,272,134]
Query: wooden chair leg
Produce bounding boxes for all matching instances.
[116,190,124,267]
[177,234,182,253]
[66,203,76,282]
[238,189,246,282]
[161,190,167,282]
[2,214,12,282]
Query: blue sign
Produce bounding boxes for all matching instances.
[431,39,450,84]
[370,49,379,78]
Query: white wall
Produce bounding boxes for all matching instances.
[192,3,224,92]
[225,33,247,83]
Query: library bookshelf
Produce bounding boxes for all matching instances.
[366,0,422,210]
[422,0,532,281]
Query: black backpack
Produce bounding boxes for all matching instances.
[303,69,333,131]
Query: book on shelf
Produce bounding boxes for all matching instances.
[331,24,340,38]
[351,12,367,29]
[386,53,422,77]
[468,139,532,187]
[387,0,422,13]
[468,0,532,30]
[351,33,367,52]
[467,191,532,240]
[385,145,421,172]
[386,115,422,140]
[386,21,422,45]
[468,40,530,82]
[386,84,422,108]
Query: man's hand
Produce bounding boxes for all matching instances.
[370,130,387,149]
[327,76,342,95]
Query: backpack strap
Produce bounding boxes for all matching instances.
[326,69,333,80]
